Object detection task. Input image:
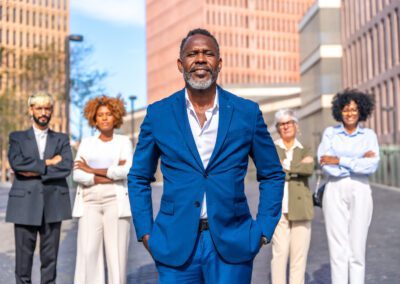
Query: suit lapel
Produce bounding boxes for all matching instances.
[276,146,286,161]
[26,127,41,160]
[43,129,57,160]
[207,87,233,170]
[292,147,302,164]
[172,89,204,171]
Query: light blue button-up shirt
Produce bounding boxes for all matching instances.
[317,124,380,177]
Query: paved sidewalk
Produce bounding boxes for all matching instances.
[0,182,399,283]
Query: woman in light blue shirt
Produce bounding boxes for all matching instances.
[317,89,379,284]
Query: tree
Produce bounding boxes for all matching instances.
[0,43,66,182]
[69,44,107,141]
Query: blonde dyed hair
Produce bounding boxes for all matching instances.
[28,91,54,107]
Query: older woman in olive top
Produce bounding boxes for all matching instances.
[271,109,314,284]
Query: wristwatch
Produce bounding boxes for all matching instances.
[261,236,269,245]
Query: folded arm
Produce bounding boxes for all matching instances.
[41,136,73,182]
[288,147,315,177]
[339,149,380,175]
[318,129,380,176]
[73,141,95,186]
[8,133,46,175]
[317,128,350,177]
[106,137,133,180]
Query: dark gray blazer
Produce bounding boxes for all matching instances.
[6,128,73,226]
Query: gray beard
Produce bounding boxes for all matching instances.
[183,68,219,90]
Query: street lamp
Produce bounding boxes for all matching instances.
[65,34,84,135]
[129,95,137,144]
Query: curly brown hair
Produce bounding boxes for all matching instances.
[84,95,126,129]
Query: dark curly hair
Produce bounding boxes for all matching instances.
[84,95,126,129]
[331,89,375,122]
[179,28,220,58]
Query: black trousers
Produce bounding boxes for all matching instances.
[14,221,61,284]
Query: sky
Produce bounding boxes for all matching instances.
[69,0,146,138]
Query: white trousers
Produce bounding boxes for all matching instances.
[271,214,311,284]
[323,176,373,284]
[74,184,131,284]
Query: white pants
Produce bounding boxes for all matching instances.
[323,176,373,284]
[271,214,311,284]
[74,184,131,284]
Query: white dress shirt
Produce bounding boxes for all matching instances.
[186,90,219,219]
[275,138,303,214]
[33,126,48,160]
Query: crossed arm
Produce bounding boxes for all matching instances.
[74,158,126,184]
[73,137,133,186]
[8,133,72,180]
[18,155,63,177]
[317,128,380,177]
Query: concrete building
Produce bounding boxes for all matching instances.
[298,0,342,149]
[341,0,400,145]
[0,0,69,132]
[146,0,314,103]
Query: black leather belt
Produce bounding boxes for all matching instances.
[199,219,209,232]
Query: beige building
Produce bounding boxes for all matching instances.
[0,0,69,132]
[297,0,342,149]
[0,0,69,182]
[342,0,400,145]
[147,0,314,103]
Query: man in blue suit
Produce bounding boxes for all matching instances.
[128,28,285,283]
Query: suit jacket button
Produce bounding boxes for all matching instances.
[203,173,208,178]
[194,201,200,207]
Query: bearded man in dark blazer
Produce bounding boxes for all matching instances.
[6,91,73,284]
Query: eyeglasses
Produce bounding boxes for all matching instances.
[341,109,359,115]
[32,106,52,113]
[277,120,295,128]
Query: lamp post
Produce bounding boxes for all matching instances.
[65,34,84,135]
[129,95,137,144]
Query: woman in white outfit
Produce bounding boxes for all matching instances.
[271,109,314,284]
[72,95,133,284]
[318,89,380,284]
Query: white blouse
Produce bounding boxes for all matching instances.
[72,134,133,218]
[73,134,133,187]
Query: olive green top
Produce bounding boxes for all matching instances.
[275,143,315,221]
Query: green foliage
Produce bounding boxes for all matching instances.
[21,43,65,97]
[69,44,107,140]
[0,91,25,153]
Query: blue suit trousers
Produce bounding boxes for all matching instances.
[156,230,253,284]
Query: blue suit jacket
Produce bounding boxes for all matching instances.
[128,86,284,266]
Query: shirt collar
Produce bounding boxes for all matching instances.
[32,125,49,136]
[333,123,365,136]
[185,89,219,113]
[275,138,303,151]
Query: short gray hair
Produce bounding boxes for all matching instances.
[28,91,54,107]
[274,108,298,128]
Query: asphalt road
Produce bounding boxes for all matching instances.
[0,182,399,283]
